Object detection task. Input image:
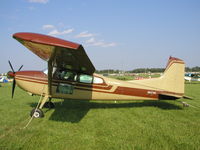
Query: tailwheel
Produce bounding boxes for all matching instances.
[30,108,44,118]
[44,101,55,109]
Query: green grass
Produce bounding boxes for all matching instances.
[0,83,200,150]
[109,75,135,80]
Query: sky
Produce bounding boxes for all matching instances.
[1,0,200,73]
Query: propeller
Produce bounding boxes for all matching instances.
[8,61,23,98]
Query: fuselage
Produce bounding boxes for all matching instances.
[10,70,183,101]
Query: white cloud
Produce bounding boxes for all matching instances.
[42,24,55,30]
[102,42,117,47]
[85,37,95,44]
[75,31,94,38]
[86,38,117,48]
[62,29,74,34]
[91,41,105,47]
[41,24,116,48]
[48,29,74,36]
[28,0,49,4]
[48,29,59,36]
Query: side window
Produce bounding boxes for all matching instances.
[79,74,93,84]
[93,77,104,84]
[61,71,75,81]
[53,69,77,81]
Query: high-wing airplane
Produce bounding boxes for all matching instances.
[0,77,7,83]
[8,32,185,118]
[184,73,200,82]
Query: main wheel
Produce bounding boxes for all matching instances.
[44,101,55,108]
[30,108,44,118]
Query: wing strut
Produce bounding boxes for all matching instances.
[47,48,56,96]
[48,60,52,96]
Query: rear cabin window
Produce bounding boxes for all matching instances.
[93,77,104,84]
[79,74,93,84]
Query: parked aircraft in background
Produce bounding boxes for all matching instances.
[8,32,185,118]
[185,73,200,82]
[0,76,8,83]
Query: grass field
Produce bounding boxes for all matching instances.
[0,82,200,150]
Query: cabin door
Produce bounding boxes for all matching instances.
[52,69,77,97]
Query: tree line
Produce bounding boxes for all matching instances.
[95,66,200,74]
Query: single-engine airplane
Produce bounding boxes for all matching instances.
[8,32,185,118]
[184,73,200,82]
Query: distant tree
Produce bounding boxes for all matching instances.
[185,66,200,72]
[191,66,200,72]
[96,66,200,74]
[95,69,121,74]
[128,68,165,73]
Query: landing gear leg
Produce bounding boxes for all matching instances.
[39,96,49,109]
[30,96,49,118]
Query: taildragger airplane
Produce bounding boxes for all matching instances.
[8,32,185,118]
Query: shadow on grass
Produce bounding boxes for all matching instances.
[30,100,182,123]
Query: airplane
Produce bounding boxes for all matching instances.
[184,73,200,82]
[8,32,185,118]
[0,76,9,83]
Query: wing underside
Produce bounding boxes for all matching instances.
[13,32,95,74]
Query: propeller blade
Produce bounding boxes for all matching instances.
[8,60,15,73]
[8,61,19,99]
[18,65,23,71]
[11,79,16,99]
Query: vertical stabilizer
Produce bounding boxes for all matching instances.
[160,56,185,96]
[129,56,185,99]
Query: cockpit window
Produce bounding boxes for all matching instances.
[54,69,77,81]
[45,67,104,84]
[61,71,77,81]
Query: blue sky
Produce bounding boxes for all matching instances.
[1,0,200,73]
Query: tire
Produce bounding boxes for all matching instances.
[30,108,44,118]
[44,101,55,109]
